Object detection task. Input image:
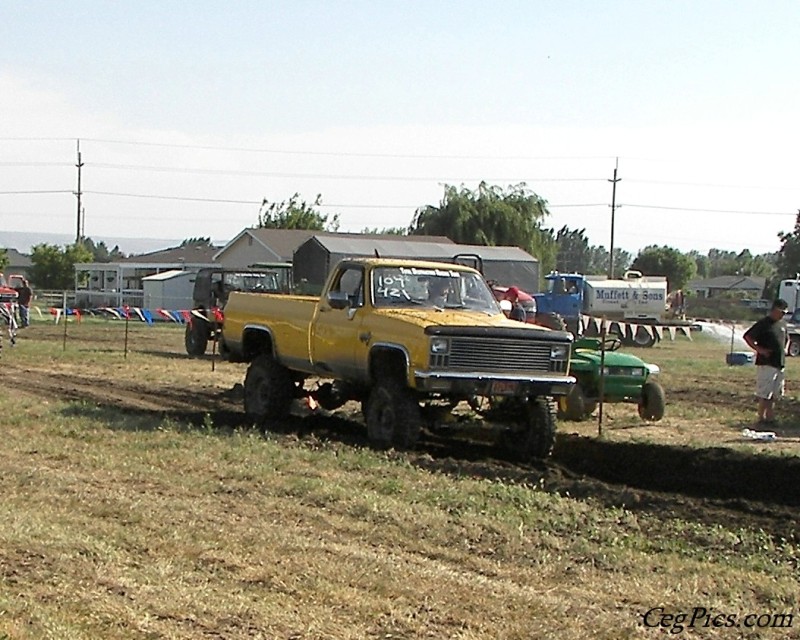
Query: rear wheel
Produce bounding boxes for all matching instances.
[630,326,657,348]
[185,320,209,356]
[244,355,294,423]
[638,381,666,421]
[499,397,557,461]
[366,384,421,450]
[789,338,800,357]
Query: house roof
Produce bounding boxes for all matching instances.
[687,275,766,291]
[307,236,456,259]
[120,244,221,265]
[213,228,453,262]
[141,269,195,281]
[1,248,32,269]
[305,235,538,263]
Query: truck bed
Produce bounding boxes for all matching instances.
[222,291,318,360]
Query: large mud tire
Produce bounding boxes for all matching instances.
[244,355,294,422]
[499,397,557,461]
[558,384,587,421]
[535,312,567,332]
[366,384,421,450]
[185,320,209,357]
[638,381,666,421]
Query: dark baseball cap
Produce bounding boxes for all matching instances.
[773,298,789,311]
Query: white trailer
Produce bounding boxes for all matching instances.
[583,271,668,321]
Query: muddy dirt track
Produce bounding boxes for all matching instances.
[4,360,798,543]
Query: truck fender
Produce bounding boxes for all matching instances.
[242,324,276,361]
[369,343,411,385]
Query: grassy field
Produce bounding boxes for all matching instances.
[0,317,798,639]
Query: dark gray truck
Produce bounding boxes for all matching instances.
[184,264,293,356]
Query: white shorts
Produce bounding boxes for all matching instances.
[755,366,785,400]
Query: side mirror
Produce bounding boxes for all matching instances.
[327,290,350,310]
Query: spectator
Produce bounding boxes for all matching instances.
[743,298,789,425]
[504,286,536,323]
[15,279,33,328]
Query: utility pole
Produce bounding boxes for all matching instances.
[608,158,620,278]
[75,139,84,244]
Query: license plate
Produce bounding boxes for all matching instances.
[491,380,519,396]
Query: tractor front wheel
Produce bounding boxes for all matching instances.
[638,381,666,421]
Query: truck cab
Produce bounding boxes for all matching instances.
[533,273,586,333]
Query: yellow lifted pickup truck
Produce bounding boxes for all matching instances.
[221,258,575,460]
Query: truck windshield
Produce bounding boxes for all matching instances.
[223,272,281,293]
[546,277,579,295]
[372,266,500,313]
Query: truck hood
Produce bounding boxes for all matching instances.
[377,308,549,331]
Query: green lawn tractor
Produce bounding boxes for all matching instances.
[558,336,665,422]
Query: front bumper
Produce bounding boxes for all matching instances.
[414,370,575,398]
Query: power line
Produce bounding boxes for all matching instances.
[87,162,604,183]
[625,178,800,191]
[0,189,73,195]
[77,137,617,162]
[622,203,794,216]
[81,190,610,209]
[0,162,73,167]
[84,190,258,205]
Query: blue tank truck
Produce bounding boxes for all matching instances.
[533,270,691,347]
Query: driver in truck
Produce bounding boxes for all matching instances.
[426,278,450,307]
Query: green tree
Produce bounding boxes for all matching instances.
[361,227,407,235]
[0,248,8,271]
[258,193,340,231]
[631,245,696,291]
[776,212,800,280]
[554,226,592,273]
[688,250,709,279]
[81,237,126,262]
[584,245,632,276]
[706,249,739,277]
[410,182,556,275]
[29,243,93,290]
[179,237,212,247]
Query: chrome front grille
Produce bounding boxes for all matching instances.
[429,337,567,373]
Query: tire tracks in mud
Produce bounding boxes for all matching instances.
[6,362,798,541]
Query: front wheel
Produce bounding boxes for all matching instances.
[638,381,666,421]
[244,355,294,423]
[499,397,557,461]
[789,338,800,358]
[366,384,421,450]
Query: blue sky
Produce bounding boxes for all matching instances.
[1,0,799,255]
